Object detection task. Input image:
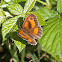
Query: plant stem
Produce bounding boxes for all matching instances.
[36,0,48,6]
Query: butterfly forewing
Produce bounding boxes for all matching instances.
[22,14,38,31]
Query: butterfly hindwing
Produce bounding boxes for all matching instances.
[17,29,37,45]
[30,26,43,39]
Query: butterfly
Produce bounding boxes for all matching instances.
[17,14,43,45]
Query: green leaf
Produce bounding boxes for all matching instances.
[13,40,26,52]
[38,15,62,57]
[0,9,5,26]
[4,0,11,3]
[23,0,36,14]
[8,4,23,15]
[48,0,57,5]
[2,16,19,41]
[13,0,26,3]
[4,0,26,4]
[36,8,58,20]
[57,0,62,13]
[0,0,9,8]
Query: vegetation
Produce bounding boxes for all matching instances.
[0,0,62,62]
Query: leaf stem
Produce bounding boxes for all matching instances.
[36,0,48,6]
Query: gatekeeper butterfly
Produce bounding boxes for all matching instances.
[17,14,43,45]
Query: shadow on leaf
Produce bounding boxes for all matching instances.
[5,31,27,45]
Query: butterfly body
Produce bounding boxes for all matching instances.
[17,14,43,45]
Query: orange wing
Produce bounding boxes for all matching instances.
[22,14,38,31]
[22,14,43,39]
[17,29,37,45]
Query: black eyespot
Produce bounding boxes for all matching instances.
[30,18,32,20]
[28,21,31,29]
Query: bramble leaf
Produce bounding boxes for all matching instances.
[8,4,23,15]
[0,9,5,26]
[39,15,62,57]
[13,40,26,52]
[57,0,62,13]
[2,16,19,41]
[36,8,58,20]
[23,0,36,14]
